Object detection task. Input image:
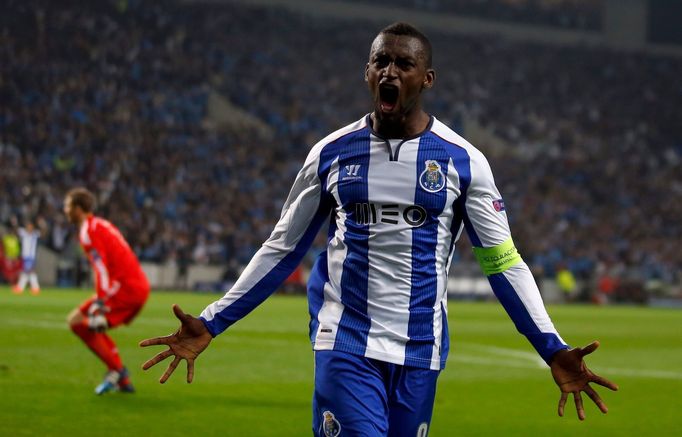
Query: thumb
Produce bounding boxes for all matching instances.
[172,304,191,323]
[579,341,600,358]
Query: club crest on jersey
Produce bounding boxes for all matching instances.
[321,411,341,437]
[419,160,445,193]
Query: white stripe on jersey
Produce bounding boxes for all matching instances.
[502,262,567,344]
[431,157,461,362]
[79,221,92,245]
[94,257,111,293]
[363,136,418,364]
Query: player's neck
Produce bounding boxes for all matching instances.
[76,213,92,228]
[371,110,430,139]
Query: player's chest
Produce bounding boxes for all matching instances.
[326,138,458,216]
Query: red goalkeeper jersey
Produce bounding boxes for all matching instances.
[79,215,149,303]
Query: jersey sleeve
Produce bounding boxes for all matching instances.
[199,148,332,336]
[463,150,569,364]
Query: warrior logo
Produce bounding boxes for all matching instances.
[321,411,341,437]
[419,160,445,193]
[342,164,362,181]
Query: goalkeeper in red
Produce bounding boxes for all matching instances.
[64,187,150,395]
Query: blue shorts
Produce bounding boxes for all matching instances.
[313,350,439,437]
[22,257,36,272]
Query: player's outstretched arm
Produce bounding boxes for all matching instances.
[140,304,213,383]
[550,341,619,420]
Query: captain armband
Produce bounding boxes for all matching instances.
[472,238,523,276]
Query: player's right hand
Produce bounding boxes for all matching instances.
[87,299,110,332]
[139,304,213,384]
[88,313,109,332]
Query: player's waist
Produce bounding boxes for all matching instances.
[312,332,445,371]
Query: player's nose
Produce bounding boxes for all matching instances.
[383,62,398,78]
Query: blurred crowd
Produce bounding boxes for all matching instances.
[341,0,602,30]
[1,0,680,297]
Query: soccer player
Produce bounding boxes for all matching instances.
[141,23,618,434]
[64,188,150,395]
[13,221,42,295]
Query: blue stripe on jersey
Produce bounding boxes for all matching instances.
[308,211,339,343]
[307,251,328,343]
[439,301,449,368]
[405,136,448,367]
[488,273,569,363]
[320,129,372,355]
[438,138,476,252]
[201,194,332,336]
[455,154,481,247]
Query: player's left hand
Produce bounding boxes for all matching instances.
[87,298,110,316]
[550,341,619,420]
[139,304,213,383]
[87,314,109,332]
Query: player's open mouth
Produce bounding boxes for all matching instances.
[379,83,399,112]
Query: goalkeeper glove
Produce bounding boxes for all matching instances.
[87,299,110,332]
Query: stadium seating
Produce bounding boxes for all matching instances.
[338,0,603,30]
[1,0,680,297]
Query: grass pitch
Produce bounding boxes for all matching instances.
[1,286,680,436]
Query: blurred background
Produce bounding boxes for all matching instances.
[1,0,681,306]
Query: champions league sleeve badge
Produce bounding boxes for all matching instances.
[419,160,445,193]
[321,411,341,437]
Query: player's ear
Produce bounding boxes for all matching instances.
[422,68,435,90]
[364,63,369,82]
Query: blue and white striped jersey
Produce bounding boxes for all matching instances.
[18,227,40,260]
[200,115,568,370]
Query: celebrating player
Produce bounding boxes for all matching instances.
[64,187,150,395]
[141,22,617,434]
[13,220,42,295]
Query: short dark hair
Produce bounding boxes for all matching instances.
[379,22,432,68]
[66,187,96,213]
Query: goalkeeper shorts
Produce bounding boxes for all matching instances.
[79,294,147,328]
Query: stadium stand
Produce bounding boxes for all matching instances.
[1,0,680,300]
[337,0,603,31]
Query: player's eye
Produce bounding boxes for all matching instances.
[373,56,389,68]
[396,59,414,70]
